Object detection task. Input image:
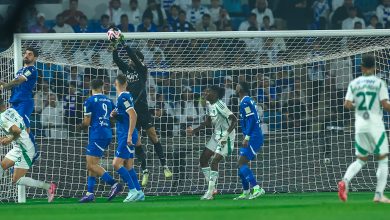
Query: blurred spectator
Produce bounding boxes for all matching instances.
[167,5,180,27]
[73,41,94,64]
[222,76,235,106]
[261,15,272,30]
[257,76,278,110]
[196,14,217,31]
[153,104,176,137]
[147,87,158,109]
[117,14,135,32]
[174,0,192,11]
[22,5,38,29]
[52,14,75,33]
[97,14,111,32]
[63,82,83,137]
[284,0,313,30]
[73,15,94,33]
[251,0,275,27]
[330,0,344,11]
[34,81,52,114]
[41,93,66,139]
[68,66,83,87]
[29,13,49,33]
[173,10,195,32]
[215,8,232,31]
[209,0,224,23]
[367,15,383,29]
[341,7,365,29]
[177,88,204,133]
[61,0,86,26]
[353,21,363,29]
[161,0,177,12]
[239,13,260,31]
[376,0,390,27]
[187,0,210,25]
[106,0,124,26]
[282,78,307,131]
[143,0,168,28]
[138,15,158,32]
[312,0,330,28]
[332,0,363,29]
[128,0,142,28]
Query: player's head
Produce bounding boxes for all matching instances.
[23,47,38,65]
[361,53,375,75]
[236,81,251,97]
[90,78,104,93]
[206,85,225,102]
[129,49,144,66]
[115,74,128,90]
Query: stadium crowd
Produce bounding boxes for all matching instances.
[6,0,389,138]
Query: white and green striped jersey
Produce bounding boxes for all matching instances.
[0,108,34,150]
[345,75,389,133]
[206,100,234,136]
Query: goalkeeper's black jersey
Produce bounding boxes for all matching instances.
[113,46,148,105]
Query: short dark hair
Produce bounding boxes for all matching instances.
[249,13,257,18]
[80,15,87,20]
[203,13,211,19]
[91,78,104,90]
[70,0,78,3]
[121,13,128,19]
[263,15,270,21]
[362,54,375,69]
[25,47,38,57]
[116,74,127,85]
[179,10,186,15]
[101,14,109,20]
[209,85,225,99]
[239,81,251,95]
[171,4,180,10]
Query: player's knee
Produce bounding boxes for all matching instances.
[112,161,121,170]
[12,176,21,185]
[377,155,388,163]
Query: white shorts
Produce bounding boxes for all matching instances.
[5,143,35,169]
[354,131,389,157]
[206,132,235,157]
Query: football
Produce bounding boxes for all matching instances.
[107,28,122,42]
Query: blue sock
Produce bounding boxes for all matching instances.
[87,176,96,193]
[128,168,141,191]
[101,172,116,186]
[117,166,135,190]
[239,172,250,190]
[239,165,257,187]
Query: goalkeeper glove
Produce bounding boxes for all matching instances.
[217,131,229,145]
[118,33,125,46]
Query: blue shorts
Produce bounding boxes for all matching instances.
[240,137,263,161]
[86,138,112,157]
[115,130,138,159]
[11,100,34,129]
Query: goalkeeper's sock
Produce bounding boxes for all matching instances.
[343,159,365,183]
[239,171,250,190]
[87,176,96,193]
[128,168,141,191]
[0,165,4,178]
[16,177,50,190]
[117,166,135,190]
[375,158,388,197]
[135,146,147,171]
[101,172,116,186]
[201,167,211,182]
[208,170,219,192]
[239,165,258,187]
[153,142,166,167]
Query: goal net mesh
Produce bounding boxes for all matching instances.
[1,31,390,201]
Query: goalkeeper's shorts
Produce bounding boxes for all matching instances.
[206,132,235,157]
[5,143,35,170]
[354,131,389,157]
[135,102,154,131]
[86,138,112,158]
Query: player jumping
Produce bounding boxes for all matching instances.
[234,82,265,200]
[78,79,123,203]
[0,99,56,202]
[111,74,144,202]
[187,85,237,200]
[112,33,172,186]
[338,54,390,203]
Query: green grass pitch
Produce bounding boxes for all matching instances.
[0,192,387,220]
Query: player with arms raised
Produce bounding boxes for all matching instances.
[338,54,390,203]
[0,99,56,202]
[187,85,237,200]
[111,30,172,186]
[112,74,144,202]
[78,79,122,203]
[234,82,265,200]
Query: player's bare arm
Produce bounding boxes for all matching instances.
[220,114,237,145]
[187,116,212,136]
[0,124,21,145]
[0,77,27,90]
[77,115,91,131]
[381,100,390,112]
[344,100,354,110]
[127,107,137,146]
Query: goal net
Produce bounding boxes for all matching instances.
[1,30,390,201]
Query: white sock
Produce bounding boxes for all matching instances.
[16,177,50,190]
[0,166,4,178]
[375,158,388,198]
[208,170,218,192]
[202,167,211,182]
[343,159,366,183]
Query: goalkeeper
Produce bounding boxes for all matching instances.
[111,30,172,186]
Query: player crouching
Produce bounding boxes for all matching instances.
[0,99,56,202]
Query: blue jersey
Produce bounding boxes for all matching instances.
[10,66,38,103]
[84,94,114,140]
[239,96,263,138]
[115,92,136,138]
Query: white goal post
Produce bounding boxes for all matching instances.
[0,29,389,202]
